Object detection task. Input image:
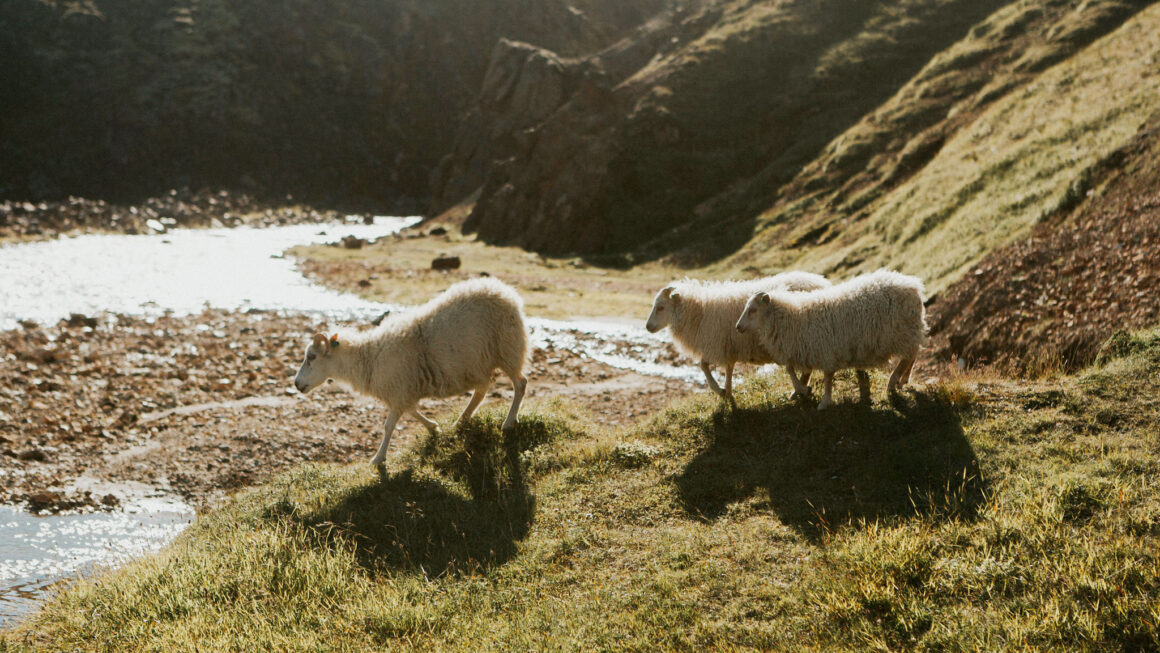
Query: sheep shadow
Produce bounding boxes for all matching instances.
[674,389,986,539]
[304,416,552,577]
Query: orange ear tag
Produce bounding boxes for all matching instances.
[330,334,339,348]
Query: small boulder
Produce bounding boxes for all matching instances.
[17,448,49,462]
[27,490,63,512]
[431,255,461,271]
[66,313,99,328]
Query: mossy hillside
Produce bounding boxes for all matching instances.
[9,330,1160,650]
[730,2,1160,295]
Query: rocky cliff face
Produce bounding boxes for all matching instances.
[451,0,1153,265]
[0,0,663,206]
[457,0,1017,254]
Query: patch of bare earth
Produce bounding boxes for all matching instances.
[0,310,690,512]
[929,117,1160,372]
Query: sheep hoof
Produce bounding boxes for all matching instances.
[370,455,385,467]
[426,426,442,436]
[501,420,516,433]
[816,399,832,411]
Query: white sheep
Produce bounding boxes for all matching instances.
[645,272,832,398]
[735,268,926,410]
[294,277,529,466]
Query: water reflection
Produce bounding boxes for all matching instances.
[0,498,194,628]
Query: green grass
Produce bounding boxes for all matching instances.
[8,335,1160,650]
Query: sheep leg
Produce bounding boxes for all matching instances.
[889,357,915,391]
[699,361,726,397]
[412,409,441,436]
[900,358,915,385]
[817,372,835,411]
[501,374,527,432]
[787,364,812,399]
[723,362,735,399]
[370,410,402,467]
[856,370,871,403]
[453,381,491,430]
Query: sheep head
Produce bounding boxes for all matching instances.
[294,332,340,393]
[645,285,681,333]
[736,291,783,335]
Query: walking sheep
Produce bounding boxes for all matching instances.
[735,269,926,410]
[294,278,529,466]
[645,272,831,399]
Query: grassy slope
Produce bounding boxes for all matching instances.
[726,1,1160,295]
[9,329,1159,650]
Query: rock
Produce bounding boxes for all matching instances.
[27,490,63,512]
[428,226,448,236]
[17,448,49,462]
[66,313,99,328]
[114,410,139,427]
[431,255,462,270]
[341,235,367,249]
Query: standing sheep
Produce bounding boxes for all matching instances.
[294,278,529,466]
[645,272,832,399]
[735,269,926,410]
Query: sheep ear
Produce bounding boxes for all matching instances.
[312,333,327,349]
[660,286,675,298]
[669,290,681,302]
[758,293,770,305]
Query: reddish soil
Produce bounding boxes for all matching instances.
[928,117,1160,373]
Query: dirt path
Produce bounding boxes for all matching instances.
[0,309,691,511]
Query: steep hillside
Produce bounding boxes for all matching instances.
[461,0,1014,254]
[724,0,1159,294]
[0,0,663,206]
[928,113,1160,372]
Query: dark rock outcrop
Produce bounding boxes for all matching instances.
[460,0,1018,255]
[0,0,664,207]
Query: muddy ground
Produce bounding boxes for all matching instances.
[0,309,691,512]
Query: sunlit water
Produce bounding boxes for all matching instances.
[0,216,700,383]
[0,216,707,627]
[0,217,422,330]
[0,497,194,627]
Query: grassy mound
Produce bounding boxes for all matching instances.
[7,335,1160,650]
